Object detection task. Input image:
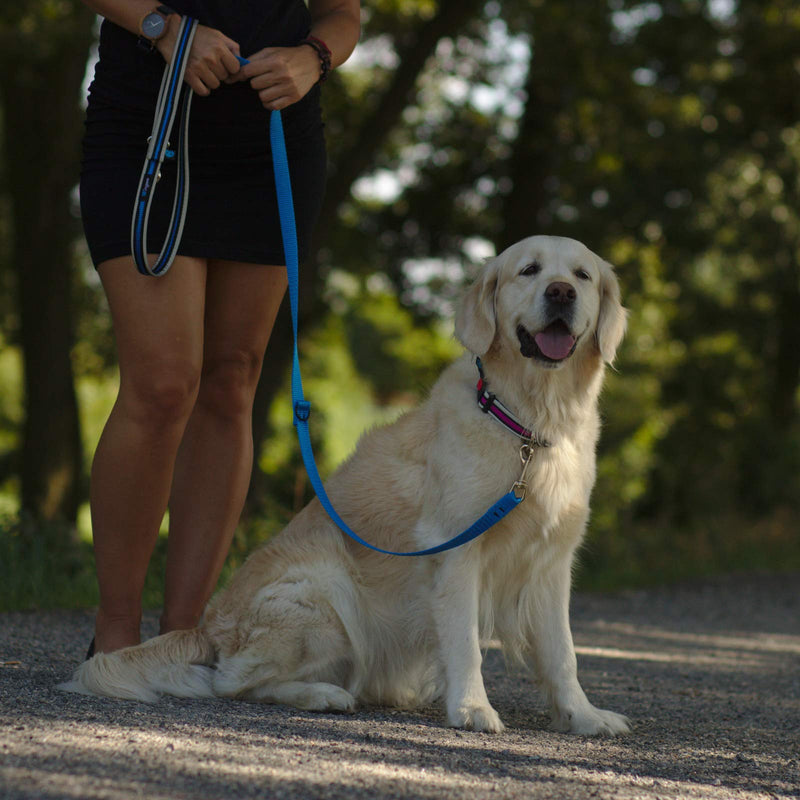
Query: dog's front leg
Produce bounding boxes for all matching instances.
[529,556,630,736]
[431,547,504,733]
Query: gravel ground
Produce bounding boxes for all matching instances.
[1,572,799,800]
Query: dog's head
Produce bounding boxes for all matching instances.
[455,236,627,368]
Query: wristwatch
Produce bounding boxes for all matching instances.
[137,5,177,51]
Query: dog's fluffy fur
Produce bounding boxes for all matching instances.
[61,235,629,735]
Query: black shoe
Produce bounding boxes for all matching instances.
[85,637,96,660]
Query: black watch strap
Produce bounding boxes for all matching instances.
[137,35,157,53]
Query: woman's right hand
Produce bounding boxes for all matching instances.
[157,20,243,96]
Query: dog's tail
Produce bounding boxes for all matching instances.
[58,628,216,702]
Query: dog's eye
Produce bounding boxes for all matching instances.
[520,262,541,276]
[574,268,591,281]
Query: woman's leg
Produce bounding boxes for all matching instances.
[160,260,288,633]
[91,255,207,653]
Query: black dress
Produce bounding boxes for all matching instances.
[81,0,326,268]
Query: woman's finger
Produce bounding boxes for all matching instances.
[186,74,210,96]
[256,83,301,110]
[197,62,222,90]
[183,26,242,88]
[259,93,293,110]
[248,70,279,91]
[220,47,243,76]
[204,57,229,83]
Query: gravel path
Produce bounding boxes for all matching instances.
[1,572,799,800]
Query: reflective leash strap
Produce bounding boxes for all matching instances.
[269,109,527,557]
[131,16,198,276]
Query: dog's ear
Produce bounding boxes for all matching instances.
[595,259,628,364]
[455,257,500,355]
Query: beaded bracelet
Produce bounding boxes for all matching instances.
[299,35,332,83]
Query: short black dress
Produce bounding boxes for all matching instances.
[81,0,327,268]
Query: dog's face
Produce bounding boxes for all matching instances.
[456,236,627,368]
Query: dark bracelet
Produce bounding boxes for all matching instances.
[299,35,332,84]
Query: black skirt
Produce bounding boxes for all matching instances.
[81,5,326,268]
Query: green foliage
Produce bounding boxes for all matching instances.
[0,0,93,57]
[323,0,800,588]
[1,0,799,610]
[258,280,460,491]
[577,509,800,591]
[0,509,177,611]
[0,513,96,611]
[0,338,22,455]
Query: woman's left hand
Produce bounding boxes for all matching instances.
[235,45,322,110]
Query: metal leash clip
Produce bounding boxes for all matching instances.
[512,441,535,501]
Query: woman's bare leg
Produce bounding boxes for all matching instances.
[160,260,288,633]
[91,255,207,653]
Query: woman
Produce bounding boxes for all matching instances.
[80,0,360,654]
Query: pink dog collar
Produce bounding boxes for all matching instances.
[476,358,551,448]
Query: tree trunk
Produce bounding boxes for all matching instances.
[499,61,559,250]
[0,7,95,523]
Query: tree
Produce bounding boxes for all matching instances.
[0,2,95,523]
[274,0,799,579]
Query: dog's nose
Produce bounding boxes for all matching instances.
[545,282,576,304]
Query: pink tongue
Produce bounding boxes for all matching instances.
[534,328,576,360]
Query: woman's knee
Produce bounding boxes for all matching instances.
[197,350,263,421]
[118,358,201,429]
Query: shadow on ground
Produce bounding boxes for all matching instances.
[1,573,798,799]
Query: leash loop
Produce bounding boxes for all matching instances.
[131,16,198,276]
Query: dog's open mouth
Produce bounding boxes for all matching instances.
[517,320,577,363]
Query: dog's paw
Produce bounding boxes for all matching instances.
[300,683,357,713]
[551,705,630,736]
[249,681,356,713]
[448,704,506,733]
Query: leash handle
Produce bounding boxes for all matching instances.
[269,110,523,557]
[131,16,198,276]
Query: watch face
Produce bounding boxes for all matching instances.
[142,13,166,39]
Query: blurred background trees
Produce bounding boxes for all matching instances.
[1,0,798,608]
[0,1,94,525]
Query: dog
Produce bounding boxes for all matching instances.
[61,235,629,735]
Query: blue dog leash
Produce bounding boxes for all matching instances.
[269,111,534,556]
[133,33,529,555]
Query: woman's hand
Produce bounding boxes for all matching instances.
[157,21,243,96]
[236,45,322,110]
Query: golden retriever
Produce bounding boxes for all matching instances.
[61,235,629,735]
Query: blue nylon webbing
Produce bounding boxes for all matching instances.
[131,16,197,276]
[268,109,523,556]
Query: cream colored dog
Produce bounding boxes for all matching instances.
[61,235,629,735]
